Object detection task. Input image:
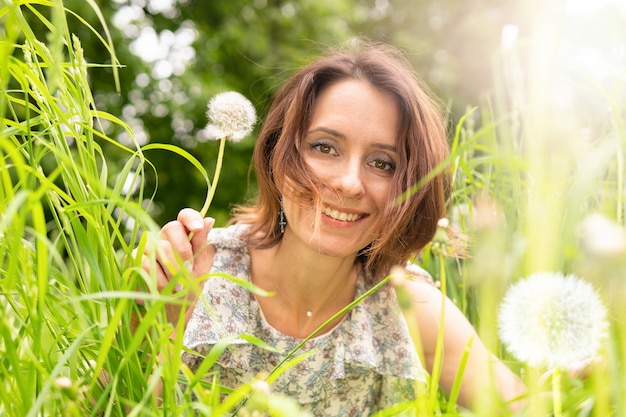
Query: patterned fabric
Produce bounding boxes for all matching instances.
[182,224,427,416]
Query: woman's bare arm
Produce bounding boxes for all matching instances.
[403,277,526,411]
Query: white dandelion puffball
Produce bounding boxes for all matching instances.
[498,272,608,369]
[205,91,257,142]
[579,212,626,256]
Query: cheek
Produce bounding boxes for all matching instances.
[282,197,312,222]
[301,156,325,181]
[372,179,395,203]
[372,187,396,225]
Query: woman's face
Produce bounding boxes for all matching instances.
[281,79,401,259]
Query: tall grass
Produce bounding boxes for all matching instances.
[0,0,181,415]
[1,1,626,416]
[432,6,626,415]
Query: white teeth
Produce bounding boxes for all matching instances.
[322,207,361,222]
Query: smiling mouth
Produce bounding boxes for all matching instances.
[322,206,364,222]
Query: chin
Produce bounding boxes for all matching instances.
[308,236,368,259]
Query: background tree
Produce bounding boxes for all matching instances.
[61,0,624,227]
[67,0,359,226]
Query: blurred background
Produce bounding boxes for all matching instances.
[62,0,626,227]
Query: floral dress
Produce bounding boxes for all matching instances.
[182,224,427,416]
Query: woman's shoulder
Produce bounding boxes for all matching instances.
[207,223,250,250]
[204,223,253,280]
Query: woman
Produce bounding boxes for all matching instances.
[141,40,525,415]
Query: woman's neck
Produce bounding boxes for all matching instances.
[248,235,359,338]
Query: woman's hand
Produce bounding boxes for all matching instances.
[539,356,606,385]
[133,208,216,328]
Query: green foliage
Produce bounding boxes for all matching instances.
[56,0,537,227]
[58,0,358,227]
[1,1,152,414]
[3,0,626,416]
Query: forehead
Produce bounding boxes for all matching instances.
[308,79,401,146]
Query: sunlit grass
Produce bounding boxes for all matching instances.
[1,0,626,416]
[1,1,174,415]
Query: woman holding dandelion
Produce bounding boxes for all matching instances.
[136,40,527,415]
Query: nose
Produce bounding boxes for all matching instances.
[334,158,365,198]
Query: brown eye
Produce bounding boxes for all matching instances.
[369,158,395,172]
[310,141,337,155]
[319,144,332,154]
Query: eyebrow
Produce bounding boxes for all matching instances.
[308,127,398,153]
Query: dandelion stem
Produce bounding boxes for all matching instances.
[199,137,226,218]
[616,142,624,225]
[428,253,447,414]
[552,367,562,417]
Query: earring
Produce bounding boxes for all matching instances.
[278,195,287,234]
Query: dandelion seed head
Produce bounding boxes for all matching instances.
[498,271,608,368]
[205,91,256,142]
[431,219,470,259]
[251,379,270,394]
[55,376,73,390]
[390,265,408,287]
[23,42,33,65]
[579,212,626,256]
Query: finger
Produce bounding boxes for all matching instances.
[153,242,181,288]
[137,251,171,296]
[190,217,214,252]
[132,246,169,305]
[159,220,194,264]
[189,217,215,275]
[177,207,205,233]
[567,358,594,380]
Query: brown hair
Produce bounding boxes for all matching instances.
[233,39,449,279]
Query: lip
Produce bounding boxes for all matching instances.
[321,205,367,223]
